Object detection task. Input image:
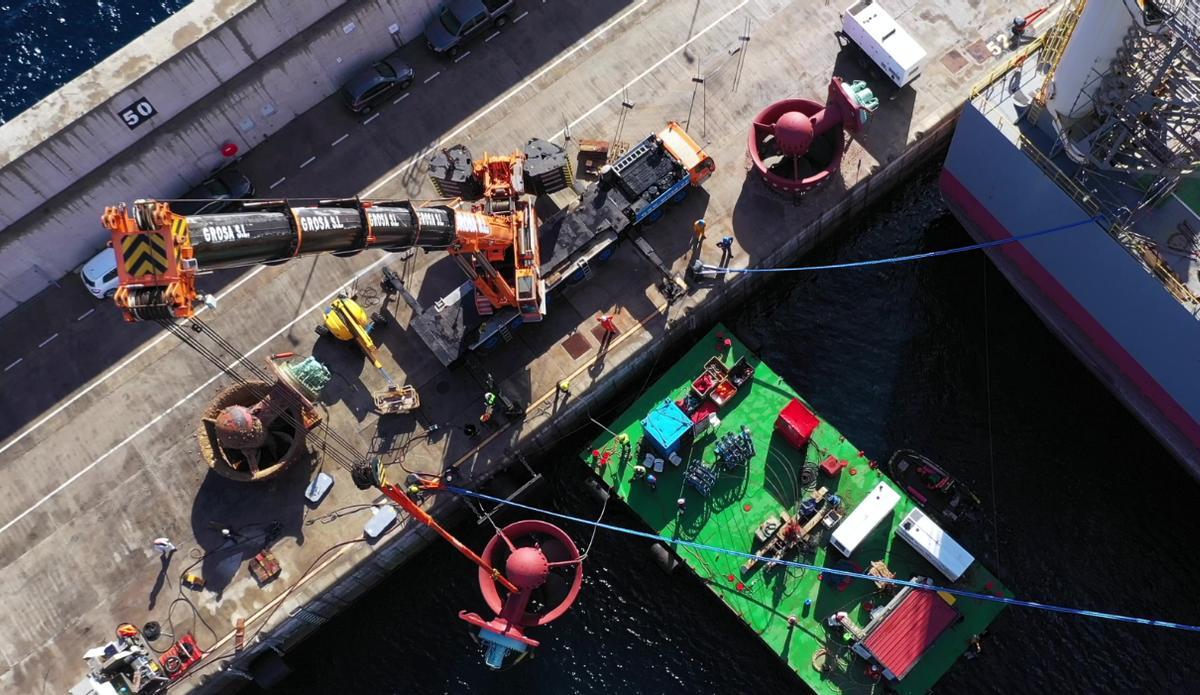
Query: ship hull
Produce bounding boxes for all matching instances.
[941,104,1200,477]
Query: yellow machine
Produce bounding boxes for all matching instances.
[317,295,417,410]
[320,295,383,368]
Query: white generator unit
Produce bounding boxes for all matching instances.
[842,0,927,87]
[895,508,975,581]
[830,481,901,557]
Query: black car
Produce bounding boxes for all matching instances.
[341,56,416,113]
[173,166,256,216]
[424,0,514,57]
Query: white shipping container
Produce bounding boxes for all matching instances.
[841,0,927,87]
[895,508,975,581]
[830,482,901,556]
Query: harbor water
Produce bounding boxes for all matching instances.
[0,0,190,124]
[254,164,1200,693]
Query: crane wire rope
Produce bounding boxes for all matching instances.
[981,256,1002,572]
[188,317,368,465]
[184,316,370,470]
[441,485,1200,634]
[695,215,1103,275]
[158,319,364,474]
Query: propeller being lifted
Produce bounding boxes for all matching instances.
[460,519,584,669]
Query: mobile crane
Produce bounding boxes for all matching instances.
[101,122,713,365]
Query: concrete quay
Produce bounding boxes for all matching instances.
[0,0,1042,691]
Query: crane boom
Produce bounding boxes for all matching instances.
[101,188,544,323]
[101,197,460,322]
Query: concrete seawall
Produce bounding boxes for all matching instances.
[0,0,438,314]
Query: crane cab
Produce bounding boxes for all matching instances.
[513,204,545,322]
[658,121,716,186]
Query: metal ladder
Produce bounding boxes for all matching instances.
[612,140,653,174]
[474,288,494,316]
[1027,0,1087,124]
[574,258,592,282]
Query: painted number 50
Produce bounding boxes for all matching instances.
[118,98,157,129]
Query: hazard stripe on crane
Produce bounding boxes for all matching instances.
[120,232,169,278]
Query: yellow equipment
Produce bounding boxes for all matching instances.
[321,295,382,368]
[318,294,401,389]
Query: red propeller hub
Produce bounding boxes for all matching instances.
[506,546,550,590]
[774,111,815,156]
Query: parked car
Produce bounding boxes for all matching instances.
[424,0,513,57]
[340,55,416,113]
[80,246,119,299]
[172,166,256,216]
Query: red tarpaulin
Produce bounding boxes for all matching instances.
[775,398,820,448]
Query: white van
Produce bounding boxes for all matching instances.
[830,482,901,557]
[842,1,927,87]
[895,508,974,581]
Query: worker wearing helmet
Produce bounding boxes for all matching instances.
[481,392,497,424]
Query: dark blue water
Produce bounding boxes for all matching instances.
[0,0,191,124]
[250,165,1200,694]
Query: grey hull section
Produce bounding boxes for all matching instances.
[940,104,1200,477]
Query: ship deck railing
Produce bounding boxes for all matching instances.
[969,35,1200,316]
[1016,133,1200,312]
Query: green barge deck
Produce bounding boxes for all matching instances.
[581,324,1009,694]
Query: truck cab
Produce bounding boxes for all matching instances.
[424,0,514,57]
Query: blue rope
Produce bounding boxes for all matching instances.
[699,215,1103,275]
[444,485,1200,633]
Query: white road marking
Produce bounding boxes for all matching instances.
[0,255,395,536]
[424,71,441,84]
[76,308,95,321]
[363,112,381,125]
[0,0,657,511]
[362,0,649,197]
[269,177,287,190]
[485,31,500,42]
[0,265,265,457]
[37,333,59,348]
[393,93,410,105]
[331,133,350,147]
[453,51,471,64]
[300,156,317,168]
[4,359,21,372]
[514,11,529,22]
[549,0,749,143]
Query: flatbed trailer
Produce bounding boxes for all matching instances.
[403,122,713,366]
